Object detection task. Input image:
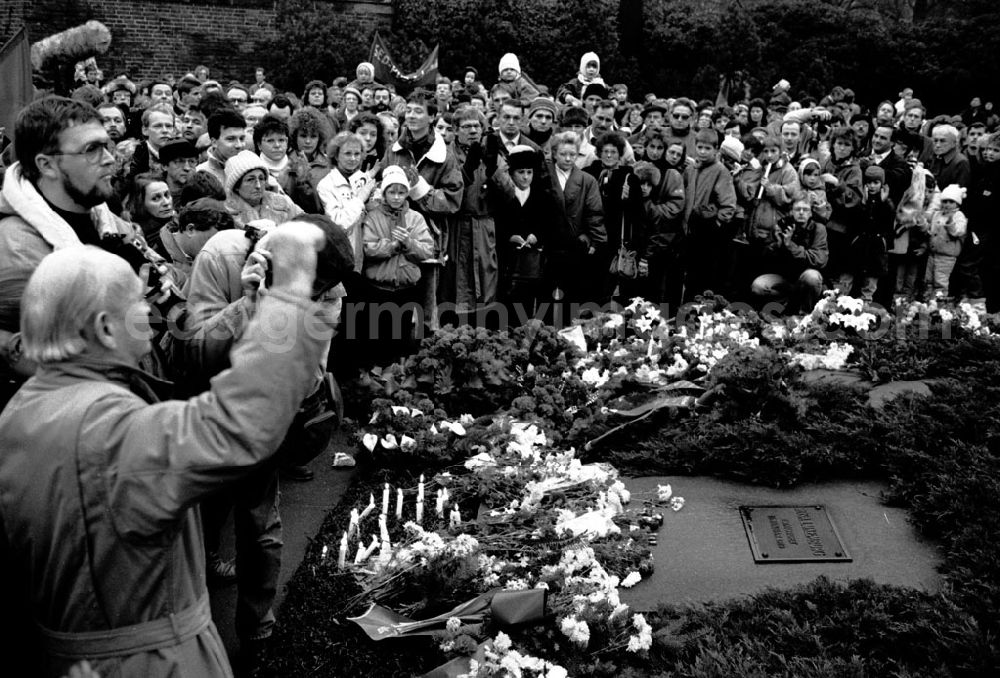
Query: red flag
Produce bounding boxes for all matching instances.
[0,27,33,144]
[369,32,439,95]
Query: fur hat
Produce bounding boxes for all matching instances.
[939,184,966,205]
[641,103,668,118]
[381,165,409,191]
[159,140,199,165]
[579,51,600,75]
[582,81,609,101]
[633,161,661,187]
[528,96,558,118]
[863,165,885,183]
[508,145,539,171]
[720,135,744,161]
[560,106,590,128]
[224,150,269,194]
[498,53,521,76]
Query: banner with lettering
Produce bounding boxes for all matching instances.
[369,32,439,94]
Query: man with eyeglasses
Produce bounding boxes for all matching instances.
[227,85,250,113]
[666,98,699,161]
[0,97,167,410]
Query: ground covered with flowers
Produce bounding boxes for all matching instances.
[259,294,1000,677]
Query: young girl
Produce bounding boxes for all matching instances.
[798,157,832,224]
[924,184,968,299]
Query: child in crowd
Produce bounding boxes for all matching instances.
[890,166,935,300]
[924,184,968,299]
[362,165,435,360]
[798,157,832,224]
[837,165,895,301]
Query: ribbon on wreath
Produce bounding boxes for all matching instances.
[347,588,546,642]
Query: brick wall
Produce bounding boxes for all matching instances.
[3,0,393,86]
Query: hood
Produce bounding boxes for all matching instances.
[0,162,121,250]
[579,51,600,77]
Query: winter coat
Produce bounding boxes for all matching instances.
[0,163,146,377]
[645,167,685,257]
[496,75,540,103]
[584,162,646,254]
[316,167,375,273]
[927,208,967,257]
[966,161,1000,243]
[682,160,737,234]
[761,217,829,276]
[447,141,500,307]
[847,195,895,276]
[926,147,971,189]
[548,162,607,252]
[736,158,800,241]
[382,130,463,224]
[0,291,328,678]
[820,156,863,235]
[225,189,303,229]
[494,181,558,281]
[363,203,435,290]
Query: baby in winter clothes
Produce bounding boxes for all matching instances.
[924,183,968,299]
[798,157,832,224]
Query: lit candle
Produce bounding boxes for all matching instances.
[396,489,404,520]
[417,474,425,503]
[382,483,390,516]
[348,509,359,538]
[338,532,348,568]
[416,500,423,525]
[321,544,328,560]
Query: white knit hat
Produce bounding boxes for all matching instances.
[579,51,600,75]
[381,165,409,191]
[498,53,520,76]
[720,135,745,161]
[225,150,269,194]
[939,184,967,205]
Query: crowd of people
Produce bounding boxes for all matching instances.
[0,48,999,677]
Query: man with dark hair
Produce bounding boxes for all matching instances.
[147,79,174,109]
[579,99,635,168]
[268,94,294,123]
[180,102,208,144]
[862,123,912,206]
[197,109,247,186]
[667,97,699,160]
[0,97,159,408]
[97,102,128,143]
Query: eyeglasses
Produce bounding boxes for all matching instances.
[458,122,482,130]
[672,113,691,120]
[229,96,248,103]
[51,140,116,164]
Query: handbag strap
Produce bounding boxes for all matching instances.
[620,213,626,246]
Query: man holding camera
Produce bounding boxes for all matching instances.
[0,221,336,677]
[750,197,829,314]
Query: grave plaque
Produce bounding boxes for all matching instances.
[740,505,851,563]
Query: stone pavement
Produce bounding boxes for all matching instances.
[208,431,356,669]
[621,476,942,610]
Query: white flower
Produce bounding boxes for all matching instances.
[670,496,686,511]
[580,367,610,388]
[627,614,653,652]
[546,666,569,678]
[603,313,625,329]
[620,571,642,588]
[446,617,462,633]
[381,434,398,449]
[459,413,474,425]
[493,631,512,653]
[362,433,378,452]
[656,484,673,501]
[635,315,655,333]
[400,435,417,451]
[559,616,591,647]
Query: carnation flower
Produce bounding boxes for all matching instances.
[559,616,591,647]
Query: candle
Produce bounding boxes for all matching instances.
[647,335,655,357]
[382,483,390,516]
[379,539,391,564]
[363,535,380,560]
[338,532,348,568]
[436,489,444,517]
[417,474,425,503]
[379,514,389,542]
[353,541,365,564]
[416,501,424,525]
[359,493,376,522]
[450,506,461,528]
[396,489,404,520]
[321,545,328,560]
[348,509,360,538]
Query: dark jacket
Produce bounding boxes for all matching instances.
[761,216,829,276]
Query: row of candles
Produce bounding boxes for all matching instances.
[333,475,462,568]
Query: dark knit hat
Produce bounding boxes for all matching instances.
[159,139,199,165]
[464,66,478,79]
[528,96,558,118]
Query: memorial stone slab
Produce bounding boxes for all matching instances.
[620,477,942,610]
